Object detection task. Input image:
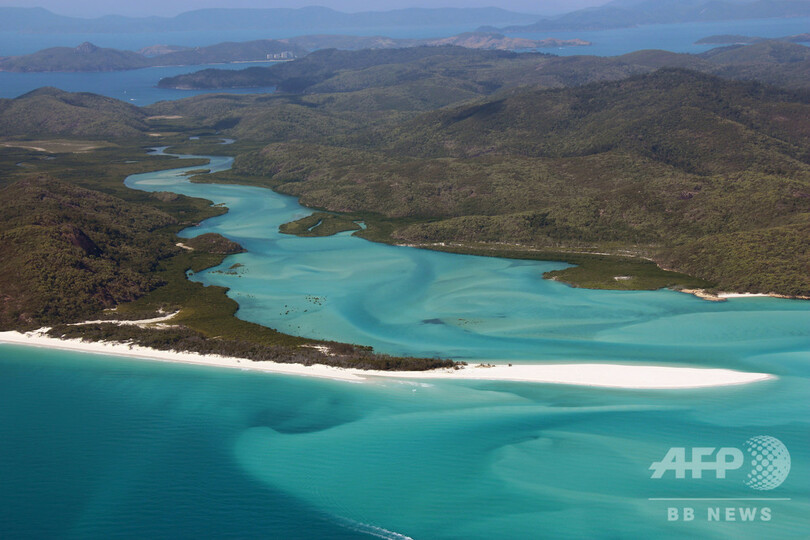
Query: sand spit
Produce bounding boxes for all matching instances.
[0,330,774,389]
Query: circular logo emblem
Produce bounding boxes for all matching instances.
[744,436,791,490]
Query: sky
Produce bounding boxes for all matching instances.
[0,0,610,17]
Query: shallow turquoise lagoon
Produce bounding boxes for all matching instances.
[0,150,808,538]
[126,152,810,375]
[1,345,808,538]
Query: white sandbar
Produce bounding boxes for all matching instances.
[0,331,774,389]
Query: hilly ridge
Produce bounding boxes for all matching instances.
[0,176,177,326]
[0,6,537,34]
[489,0,810,33]
[227,70,810,295]
[0,40,306,73]
[159,41,810,94]
[3,45,810,296]
[0,87,148,138]
[0,34,589,74]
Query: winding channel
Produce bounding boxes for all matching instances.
[124,148,810,376]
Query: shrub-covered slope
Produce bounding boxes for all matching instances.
[233,70,810,295]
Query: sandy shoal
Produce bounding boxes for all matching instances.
[0,331,774,389]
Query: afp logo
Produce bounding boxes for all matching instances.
[650,436,791,490]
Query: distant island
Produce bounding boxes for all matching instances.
[158,41,810,93]
[696,33,810,45]
[0,40,304,73]
[5,3,810,37]
[0,33,590,74]
[0,6,538,34]
[484,0,810,33]
[417,33,590,50]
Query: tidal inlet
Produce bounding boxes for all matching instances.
[1,3,810,539]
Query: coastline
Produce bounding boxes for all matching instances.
[0,330,775,390]
[678,288,810,302]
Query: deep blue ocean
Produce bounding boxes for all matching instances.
[1,18,809,538]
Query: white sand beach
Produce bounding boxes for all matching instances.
[0,330,774,389]
[679,288,810,301]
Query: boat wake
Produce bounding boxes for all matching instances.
[332,515,414,540]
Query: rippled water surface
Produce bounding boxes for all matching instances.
[0,151,808,539]
[128,151,810,373]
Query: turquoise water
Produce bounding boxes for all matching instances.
[1,150,809,538]
[1,343,808,538]
[127,151,810,374]
[2,18,809,104]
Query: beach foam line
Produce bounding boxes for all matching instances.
[0,331,774,389]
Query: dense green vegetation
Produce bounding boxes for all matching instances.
[279,212,362,237]
[158,46,537,91]
[47,323,456,370]
[0,87,149,138]
[0,142,223,328]
[0,175,176,327]
[160,42,810,94]
[0,42,150,72]
[221,69,810,295]
[700,41,810,89]
[181,232,246,253]
[0,141,456,370]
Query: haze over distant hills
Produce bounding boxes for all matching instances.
[696,32,810,44]
[158,40,810,92]
[0,34,591,73]
[5,1,809,37]
[485,0,810,33]
[0,6,538,34]
[0,40,307,73]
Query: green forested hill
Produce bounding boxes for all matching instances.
[228,70,810,295]
[158,41,810,95]
[0,88,149,138]
[383,69,810,165]
[0,42,150,72]
[700,40,810,64]
[700,41,810,90]
[3,49,810,297]
[156,45,676,92]
[0,40,304,73]
[0,176,178,327]
[159,47,535,91]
